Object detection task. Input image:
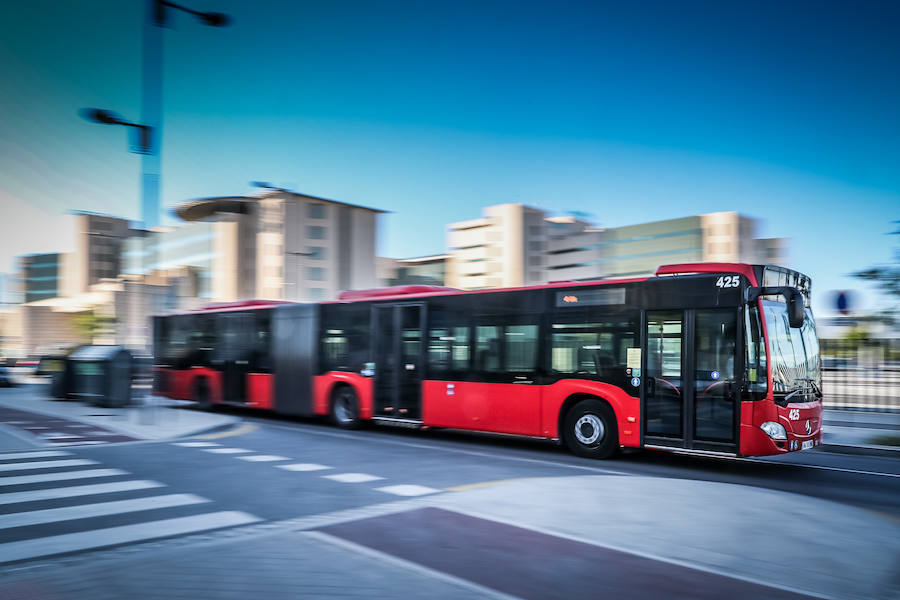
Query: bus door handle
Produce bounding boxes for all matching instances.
[647,377,656,396]
[235,360,248,365]
[513,378,533,384]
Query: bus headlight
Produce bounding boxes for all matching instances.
[760,421,787,441]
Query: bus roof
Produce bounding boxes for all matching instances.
[160,262,806,314]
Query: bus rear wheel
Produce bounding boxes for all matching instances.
[331,385,361,429]
[193,377,212,411]
[564,399,618,459]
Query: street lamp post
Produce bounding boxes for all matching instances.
[81,0,229,230]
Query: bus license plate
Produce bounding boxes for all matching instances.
[801,440,814,450]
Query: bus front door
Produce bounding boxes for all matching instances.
[373,304,425,420]
[643,309,738,454]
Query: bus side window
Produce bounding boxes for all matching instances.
[550,314,638,388]
[505,324,538,373]
[476,326,502,372]
[428,326,470,377]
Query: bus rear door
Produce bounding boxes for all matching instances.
[372,303,425,420]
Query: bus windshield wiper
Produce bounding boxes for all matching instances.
[799,378,822,398]
[784,388,804,402]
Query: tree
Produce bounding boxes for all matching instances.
[72,309,116,344]
[852,221,900,324]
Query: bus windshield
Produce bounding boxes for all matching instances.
[762,300,821,399]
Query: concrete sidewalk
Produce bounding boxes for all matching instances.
[822,409,900,455]
[0,384,238,445]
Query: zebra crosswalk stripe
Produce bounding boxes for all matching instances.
[0,451,71,461]
[0,493,210,530]
[0,468,128,487]
[0,480,164,506]
[0,511,261,564]
[0,459,98,473]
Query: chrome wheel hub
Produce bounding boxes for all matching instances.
[335,395,353,423]
[575,414,604,445]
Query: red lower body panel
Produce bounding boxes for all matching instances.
[246,373,273,410]
[422,381,542,437]
[421,379,640,446]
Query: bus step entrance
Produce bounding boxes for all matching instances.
[371,417,423,430]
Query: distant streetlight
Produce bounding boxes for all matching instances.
[79,109,154,155]
[252,181,292,193]
[153,0,230,27]
[80,0,230,231]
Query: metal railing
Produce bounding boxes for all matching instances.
[820,339,900,412]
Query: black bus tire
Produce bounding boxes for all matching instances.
[331,385,361,429]
[193,377,212,410]
[563,399,619,459]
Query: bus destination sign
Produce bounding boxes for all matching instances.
[555,288,626,307]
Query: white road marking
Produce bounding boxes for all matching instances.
[375,484,441,497]
[254,420,629,476]
[278,463,332,472]
[323,473,385,483]
[203,448,252,454]
[0,494,209,530]
[0,451,71,461]
[52,441,109,446]
[0,511,261,564]
[38,433,83,440]
[0,459,98,473]
[236,455,290,462]
[172,442,220,448]
[0,469,128,487]
[0,480,164,505]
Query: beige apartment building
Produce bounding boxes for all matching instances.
[447,204,787,289]
[446,204,552,289]
[254,190,381,302]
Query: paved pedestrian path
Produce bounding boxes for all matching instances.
[0,386,237,443]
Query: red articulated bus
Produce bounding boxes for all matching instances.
[153,263,823,459]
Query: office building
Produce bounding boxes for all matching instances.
[18,253,61,303]
[446,204,551,289]
[378,255,448,287]
[447,204,787,289]
[253,190,382,302]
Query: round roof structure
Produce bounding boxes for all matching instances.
[174,196,252,221]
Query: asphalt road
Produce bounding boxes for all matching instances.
[1,404,898,599]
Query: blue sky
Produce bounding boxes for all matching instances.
[1,0,898,315]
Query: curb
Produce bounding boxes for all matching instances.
[0,392,242,443]
[819,443,900,459]
[172,420,243,440]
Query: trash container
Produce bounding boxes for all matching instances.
[45,356,75,399]
[68,345,134,408]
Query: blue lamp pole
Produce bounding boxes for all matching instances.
[82,0,229,230]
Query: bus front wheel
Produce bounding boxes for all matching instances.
[564,399,618,459]
[331,385,361,429]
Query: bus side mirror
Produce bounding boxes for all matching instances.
[746,285,805,329]
[788,292,805,329]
